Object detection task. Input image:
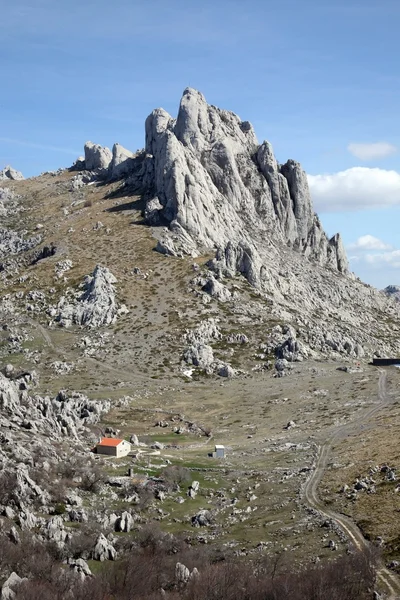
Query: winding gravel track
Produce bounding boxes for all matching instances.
[303,370,400,599]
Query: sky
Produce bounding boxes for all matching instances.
[1,0,400,288]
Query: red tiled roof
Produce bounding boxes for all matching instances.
[97,438,124,447]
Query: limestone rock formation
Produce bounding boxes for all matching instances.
[1,572,26,600]
[0,228,41,258]
[92,533,117,561]
[0,165,24,181]
[84,142,112,171]
[0,371,110,441]
[175,562,190,584]
[56,265,127,328]
[383,285,400,302]
[142,87,348,276]
[109,143,136,179]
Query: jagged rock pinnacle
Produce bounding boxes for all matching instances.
[142,87,348,277]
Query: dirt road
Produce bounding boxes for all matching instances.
[303,370,400,599]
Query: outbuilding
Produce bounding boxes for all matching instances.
[96,438,131,458]
[213,445,225,459]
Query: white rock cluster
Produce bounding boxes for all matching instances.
[82,141,137,180]
[0,371,110,439]
[0,165,24,181]
[56,265,127,328]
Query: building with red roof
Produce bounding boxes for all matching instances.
[96,437,131,457]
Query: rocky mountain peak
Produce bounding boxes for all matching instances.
[142,88,348,279]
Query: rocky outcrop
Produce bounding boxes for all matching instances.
[109,143,136,179]
[1,572,26,600]
[0,228,41,258]
[209,241,264,288]
[183,343,214,370]
[383,285,400,302]
[56,265,127,328]
[142,87,348,277]
[0,166,24,181]
[84,142,112,171]
[92,533,117,561]
[0,371,110,440]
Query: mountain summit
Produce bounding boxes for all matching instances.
[141,88,347,275]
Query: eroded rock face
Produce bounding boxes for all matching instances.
[84,142,112,171]
[0,165,24,181]
[92,533,117,561]
[56,265,126,328]
[142,87,348,275]
[0,372,110,441]
[109,143,136,179]
[1,572,26,600]
[383,285,400,302]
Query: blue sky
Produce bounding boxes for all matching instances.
[1,0,400,288]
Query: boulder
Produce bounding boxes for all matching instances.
[92,533,117,561]
[69,558,92,580]
[144,197,164,225]
[109,143,136,179]
[84,142,112,171]
[201,276,231,302]
[115,511,134,533]
[130,434,139,446]
[191,509,212,527]
[0,166,24,181]
[1,573,25,600]
[175,562,190,584]
[217,364,235,378]
[183,343,214,370]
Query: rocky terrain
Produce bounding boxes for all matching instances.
[383,285,400,303]
[0,88,400,598]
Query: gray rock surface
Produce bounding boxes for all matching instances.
[84,142,112,171]
[92,533,117,561]
[56,265,126,328]
[0,166,24,181]
[0,228,41,258]
[383,285,400,302]
[1,572,25,600]
[0,371,110,443]
[109,143,136,179]
[183,343,214,370]
[175,562,190,584]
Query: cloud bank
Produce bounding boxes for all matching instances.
[347,142,397,161]
[347,235,400,274]
[348,235,392,251]
[308,167,400,212]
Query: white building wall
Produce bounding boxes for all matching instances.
[116,441,131,458]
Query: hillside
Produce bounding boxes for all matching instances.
[1,89,400,598]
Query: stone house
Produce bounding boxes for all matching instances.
[96,438,131,457]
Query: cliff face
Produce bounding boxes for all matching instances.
[142,88,348,275]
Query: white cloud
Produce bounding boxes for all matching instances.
[365,250,400,268]
[347,142,397,161]
[346,235,400,273]
[348,235,392,251]
[308,167,400,212]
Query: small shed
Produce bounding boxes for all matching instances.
[96,438,131,457]
[213,445,225,459]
